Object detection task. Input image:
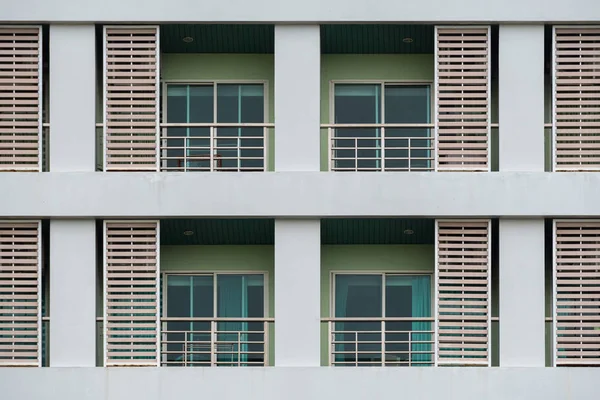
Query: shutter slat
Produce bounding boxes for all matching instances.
[436,219,491,366]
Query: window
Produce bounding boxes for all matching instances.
[163,273,266,366]
[331,83,432,171]
[164,83,266,171]
[331,273,432,366]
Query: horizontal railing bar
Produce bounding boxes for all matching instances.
[322,317,434,322]
[161,317,274,322]
[161,123,273,128]
[322,123,434,128]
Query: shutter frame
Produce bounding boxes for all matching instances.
[435,219,491,366]
[0,26,42,172]
[103,220,160,366]
[553,26,600,171]
[103,26,160,172]
[553,220,600,366]
[435,26,491,172]
[0,220,41,366]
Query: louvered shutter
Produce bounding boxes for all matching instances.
[435,27,491,171]
[436,219,491,366]
[553,27,600,171]
[103,26,159,171]
[554,220,600,366]
[104,221,159,366]
[0,221,41,366]
[0,26,42,171]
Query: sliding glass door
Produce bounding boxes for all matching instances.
[164,273,265,366]
[333,273,432,366]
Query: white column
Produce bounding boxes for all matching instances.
[50,220,96,366]
[498,25,545,171]
[274,25,321,171]
[274,219,320,365]
[49,25,96,172]
[499,219,545,366]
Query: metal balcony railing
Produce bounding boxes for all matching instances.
[324,123,434,172]
[323,317,434,366]
[160,123,272,172]
[161,317,273,367]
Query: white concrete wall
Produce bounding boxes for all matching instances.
[499,219,546,366]
[2,0,600,22]
[498,25,545,172]
[49,220,96,366]
[49,25,96,172]
[3,172,600,217]
[275,25,320,171]
[274,220,320,365]
[0,367,598,400]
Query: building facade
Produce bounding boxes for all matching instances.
[1,0,599,399]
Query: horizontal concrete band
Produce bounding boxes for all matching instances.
[2,172,600,218]
[0,367,596,400]
[1,0,599,22]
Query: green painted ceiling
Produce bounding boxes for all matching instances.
[159,24,435,54]
[160,218,434,246]
[160,24,274,53]
[321,25,434,54]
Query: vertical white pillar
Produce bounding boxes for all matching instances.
[274,25,321,171]
[499,219,545,366]
[274,219,320,365]
[49,25,96,172]
[50,220,96,366]
[498,25,545,171]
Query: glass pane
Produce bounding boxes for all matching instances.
[334,84,380,124]
[189,85,214,123]
[166,85,188,123]
[217,274,264,318]
[384,85,430,124]
[335,275,382,318]
[217,84,264,123]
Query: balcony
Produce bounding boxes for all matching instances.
[161,317,273,366]
[160,123,272,172]
[324,317,434,366]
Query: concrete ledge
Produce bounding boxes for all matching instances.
[1,0,600,23]
[0,367,596,400]
[2,171,599,218]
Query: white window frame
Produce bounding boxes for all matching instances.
[161,80,270,171]
[328,80,434,171]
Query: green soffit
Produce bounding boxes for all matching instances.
[159,24,435,54]
[160,218,434,246]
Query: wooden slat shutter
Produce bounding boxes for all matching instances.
[436,220,491,366]
[435,27,490,172]
[0,221,41,366]
[104,221,159,366]
[103,26,159,171]
[554,220,600,366]
[553,27,600,171]
[0,27,42,171]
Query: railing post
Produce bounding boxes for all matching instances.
[408,137,412,172]
[381,319,385,366]
[237,330,241,367]
[354,331,358,366]
[328,128,333,171]
[263,126,268,172]
[354,137,358,172]
[263,320,268,366]
[210,320,216,366]
[380,127,385,171]
[184,331,188,367]
[408,330,412,367]
[328,320,332,366]
[209,126,215,172]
